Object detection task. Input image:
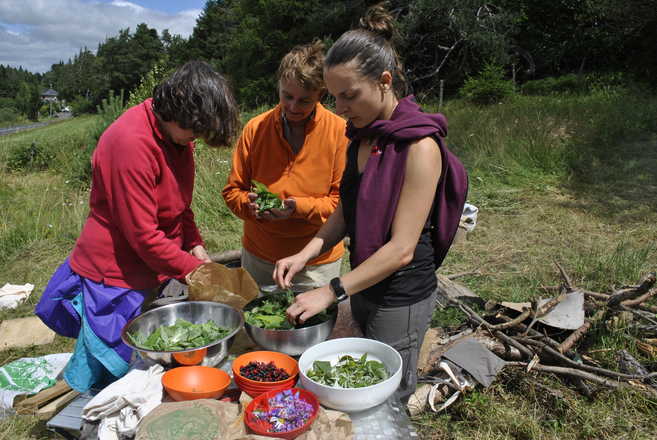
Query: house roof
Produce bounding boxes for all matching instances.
[41,88,58,96]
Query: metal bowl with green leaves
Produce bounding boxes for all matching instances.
[120,301,243,367]
[243,287,337,356]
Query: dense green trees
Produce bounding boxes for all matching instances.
[1,0,655,121]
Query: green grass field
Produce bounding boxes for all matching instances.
[1,89,656,439]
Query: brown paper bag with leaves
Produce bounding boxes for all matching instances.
[187,263,259,310]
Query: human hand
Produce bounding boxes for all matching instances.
[267,198,296,220]
[273,252,309,288]
[247,192,259,218]
[286,286,335,324]
[190,245,212,263]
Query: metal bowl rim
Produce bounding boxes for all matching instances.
[243,293,337,333]
[120,300,244,354]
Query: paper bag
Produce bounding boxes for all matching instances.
[137,397,353,440]
[187,263,259,310]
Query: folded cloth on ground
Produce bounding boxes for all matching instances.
[0,283,34,309]
[82,364,163,440]
[0,353,71,418]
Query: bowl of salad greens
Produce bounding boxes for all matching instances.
[298,337,402,412]
[243,287,337,356]
[121,301,243,367]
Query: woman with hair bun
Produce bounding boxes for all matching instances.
[36,61,240,392]
[275,5,468,403]
[223,40,348,287]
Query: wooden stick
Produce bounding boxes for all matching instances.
[554,261,573,291]
[36,389,79,419]
[558,309,605,354]
[15,380,71,413]
[494,330,535,360]
[517,337,647,380]
[523,292,567,336]
[489,308,531,330]
[446,270,480,280]
[506,362,628,389]
[496,315,562,350]
[622,288,656,307]
[607,272,656,307]
[209,249,241,264]
[558,321,593,354]
[619,305,657,325]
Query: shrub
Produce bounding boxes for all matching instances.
[459,63,516,105]
[6,142,55,172]
[521,74,587,96]
[127,60,171,108]
[65,90,126,186]
[521,72,628,96]
[0,107,19,124]
[70,95,95,116]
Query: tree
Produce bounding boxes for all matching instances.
[396,0,521,97]
[14,81,41,121]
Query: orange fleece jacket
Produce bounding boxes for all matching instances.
[223,103,348,265]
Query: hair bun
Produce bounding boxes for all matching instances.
[358,4,395,41]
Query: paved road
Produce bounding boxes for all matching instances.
[0,112,73,136]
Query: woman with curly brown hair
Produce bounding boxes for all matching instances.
[35,61,240,392]
[223,40,349,287]
[275,5,468,403]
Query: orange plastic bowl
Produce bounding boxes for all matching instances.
[162,366,231,401]
[244,388,319,439]
[232,351,299,397]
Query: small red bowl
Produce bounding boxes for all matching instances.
[244,388,319,439]
[162,366,230,401]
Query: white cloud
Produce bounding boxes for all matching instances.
[0,0,202,73]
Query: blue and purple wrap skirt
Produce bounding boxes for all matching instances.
[35,258,149,392]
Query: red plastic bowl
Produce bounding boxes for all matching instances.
[232,351,299,397]
[244,388,319,439]
[162,366,230,401]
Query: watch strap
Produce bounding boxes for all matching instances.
[329,277,348,302]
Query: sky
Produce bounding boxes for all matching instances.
[0,0,208,74]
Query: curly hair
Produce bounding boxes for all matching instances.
[152,60,240,147]
[325,3,407,98]
[277,39,327,93]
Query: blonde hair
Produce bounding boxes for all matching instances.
[277,40,326,93]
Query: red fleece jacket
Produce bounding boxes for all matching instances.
[70,98,204,289]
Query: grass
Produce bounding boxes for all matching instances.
[1,88,657,438]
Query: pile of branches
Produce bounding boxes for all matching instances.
[430,264,657,399]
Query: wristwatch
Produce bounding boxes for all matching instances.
[329,277,349,302]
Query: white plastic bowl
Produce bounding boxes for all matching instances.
[298,337,402,412]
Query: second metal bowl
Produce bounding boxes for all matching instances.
[120,301,243,367]
[243,288,337,356]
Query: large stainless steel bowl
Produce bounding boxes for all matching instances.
[121,301,243,367]
[244,287,337,356]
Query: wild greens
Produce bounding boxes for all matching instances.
[306,354,388,388]
[128,319,231,351]
[244,289,331,330]
[252,180,285,213]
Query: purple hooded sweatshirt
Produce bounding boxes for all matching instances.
[346,95,468,268]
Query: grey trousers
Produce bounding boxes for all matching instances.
[350,289,437,403]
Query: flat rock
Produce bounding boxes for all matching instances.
[0,316,55,349]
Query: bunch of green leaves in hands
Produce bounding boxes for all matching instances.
[307,354,388,388]
[128,319,231,351]
[244,289,331,330]
[252,180,285,213]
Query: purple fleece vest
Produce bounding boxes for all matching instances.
[346,96,468,269]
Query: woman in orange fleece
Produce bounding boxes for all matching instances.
[222,41,349,286]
